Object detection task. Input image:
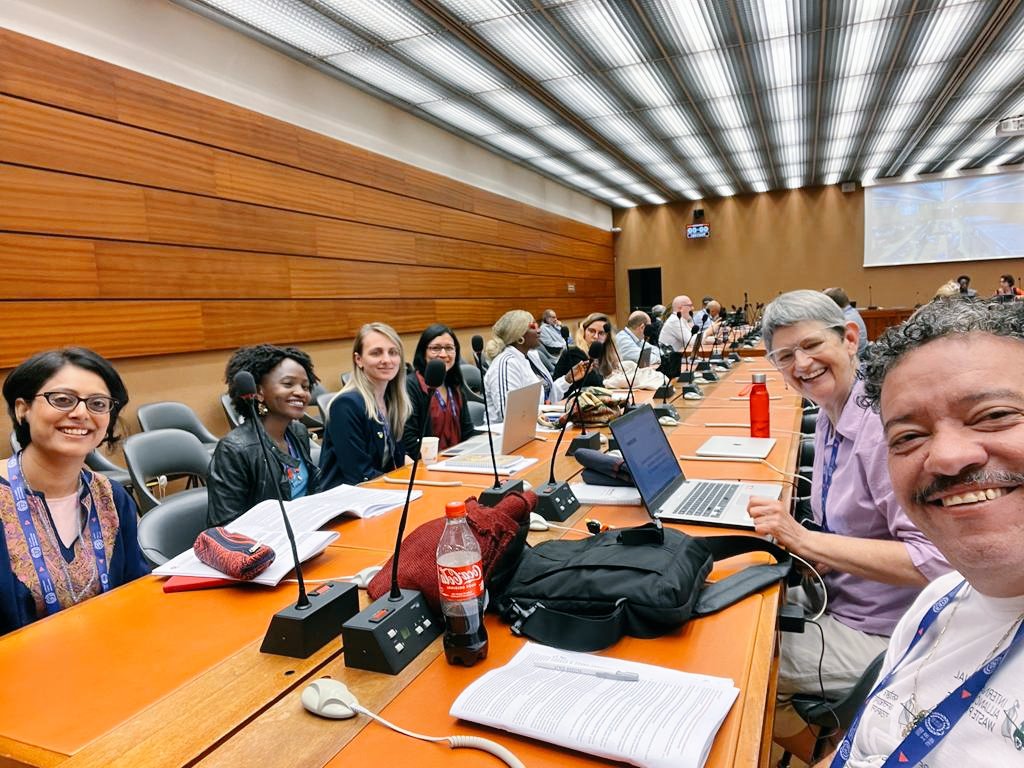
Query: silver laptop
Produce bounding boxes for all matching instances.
[442,381,542,458]
[609,405,782,529]
[696,435,777,460]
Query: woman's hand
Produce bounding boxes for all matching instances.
[565,361,588,383]
[746,496,808,551]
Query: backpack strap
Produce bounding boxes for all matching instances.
[692,535,791,617]
[505,597,628,652]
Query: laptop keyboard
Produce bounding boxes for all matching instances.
[664,482,738,518]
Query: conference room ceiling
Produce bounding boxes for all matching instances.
[179,0,1024,208]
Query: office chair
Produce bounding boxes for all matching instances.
[123,428,213,513]
[9,433,135,494]
[467,400,486,428]
[460,363,484,404]
[136,488,209,566]
[220,393,244,428]
[339,371,352,388]
[778,651,886,767]
[137,401,219,452]
[316,391,338,425]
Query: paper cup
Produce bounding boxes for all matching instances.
[421,436,440,464]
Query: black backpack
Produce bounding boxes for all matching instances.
[497,523,790,652]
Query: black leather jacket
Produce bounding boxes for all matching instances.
[206,420,320,527]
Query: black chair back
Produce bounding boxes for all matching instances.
[137,402,219,445]
[123,429,213,512]
[137,488,209,566]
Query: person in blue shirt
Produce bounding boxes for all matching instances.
[207,344,320,526]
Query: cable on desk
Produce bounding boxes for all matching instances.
[352,704,525,768]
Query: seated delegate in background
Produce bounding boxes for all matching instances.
[746,290,950,762]
[658,295,695,352]
[319,323,411,488]
[615,311,661,367]
[402,324,476,458]
[1,348,149,636]
[553,312,620,393]
[823,286,868,355]
[996,272,1023,298]
[538,308,563,352]
[483,310,553,422]
[207,344,320,527]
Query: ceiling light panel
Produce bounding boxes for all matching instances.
[563,172,604,189]
[315,0,436,41]
[827,19,898,79]
[612,197,637,208]
[640,0,736,56]
[763,85,811,122]
[746,34,814,91]
[874,102,925,134]
[566,149,619,171]
[624,182,657,195]
[530,124,592,153]
[529,156,576,175]
[542,74,622,117]
[829,0,908,26]
[482,132,547,158]
[419,100,508,135]
[605,62,678,109]
[476,89,559,127]
[202,0,366,57]
[901,3,985,67]
[943,92,1002,124]
[641,105,699,138]
[969,51,1024,94]
[431,0,533,25]
[472,13,582,81]
[588,114,648,144]
[393,33,510,93]
[719,127,759,154]
[326,49,449,103]
[619,141,672,165]
[826,74,880,115]
[544,0,653,69]
[673,49,749,100]
[729,150,768,170]
[887,62,950,106]
[601,169,641,185]
[702,95,752,130]
[643,193,668,204]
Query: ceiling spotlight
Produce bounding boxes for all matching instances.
[610,226,622,233]
[996,115,1024,137]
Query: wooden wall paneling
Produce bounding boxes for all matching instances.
[94,242,290,299]
[0,96,219,196]
[0,301,205,368]
[316,219,417,265]
[0,29,120,119]
[0,165,150,241]
[0,234,100,299]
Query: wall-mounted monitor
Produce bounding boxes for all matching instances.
[686,223,711,239]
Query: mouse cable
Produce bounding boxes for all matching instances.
[351,703,525,768]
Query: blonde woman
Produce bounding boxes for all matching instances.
[553,312,620,394]
[319,323,411,488]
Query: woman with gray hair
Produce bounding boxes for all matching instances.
[749,290,950,762]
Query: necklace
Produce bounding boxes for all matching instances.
[17,454,97,606]
[903,586,1024,736]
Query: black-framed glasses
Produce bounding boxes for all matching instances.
[766,325,844,369]
[426,344,457,355]
[35,391,118,415]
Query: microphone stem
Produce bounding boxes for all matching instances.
[548,383,588,485]
[476,352,501,489]
[247,404,309,609]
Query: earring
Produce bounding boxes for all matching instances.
[257,401,269,417]
[516,336,525,346]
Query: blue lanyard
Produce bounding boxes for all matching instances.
[433,387,455,417]
[832,579,1024,768]
[7,454,110,615]
[819,426,843,532]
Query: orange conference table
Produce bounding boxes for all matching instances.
[0,364,800,768]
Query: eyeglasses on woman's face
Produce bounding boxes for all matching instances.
[426,344,456,356]
[34,391,118,415]
[766,326,844,369]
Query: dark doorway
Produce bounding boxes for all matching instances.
[628,267,662,312]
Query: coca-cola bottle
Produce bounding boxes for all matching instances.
[436,500,488,666]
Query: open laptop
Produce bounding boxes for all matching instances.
[609,405,783,529]
[442,380,542,458]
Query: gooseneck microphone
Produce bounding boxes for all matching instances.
[624,332,649,410]
[388,358,445,601]
[566,341,604,455]
[237,372,358,659]
[471,334,525,507]
[340,361,446,674]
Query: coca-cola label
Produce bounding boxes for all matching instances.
[437,560,483,601]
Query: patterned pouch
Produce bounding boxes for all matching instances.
[193,527,276,580]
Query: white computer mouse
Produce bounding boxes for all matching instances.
[301,678,358,719]
[529,512,550,532]
[347,565,382,589]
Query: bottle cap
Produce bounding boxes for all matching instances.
[445,500,468,519]
[752,373,767,384]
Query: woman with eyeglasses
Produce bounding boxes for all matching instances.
[206,344,321,527]
[552,312,621,394]
[402,324,477,458]
[319,323,411,489]
[1,348,149,636]
[747,291,950,762]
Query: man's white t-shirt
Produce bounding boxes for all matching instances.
[844,570,1024,767]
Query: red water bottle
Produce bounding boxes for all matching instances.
[749,373,770,438]
[436,500,488,666]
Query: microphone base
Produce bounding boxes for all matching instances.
[653,384,676,400]
[566,432,602,456]
[341,589,441,675]
[260,581,360,658]
[535,481,580,522]
[728,352,742,362]
[681,384,704,398]
[695,361,712,371]
[652,403,679,421]
[478,479,525,507]
[695,371,719,383]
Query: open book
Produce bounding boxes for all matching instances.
[153,485,419,586]
[450,643,738,768]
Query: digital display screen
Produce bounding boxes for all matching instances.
[686,223,711,239]
[400,626,411,640]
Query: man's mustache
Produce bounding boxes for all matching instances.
[913,469,1024,504]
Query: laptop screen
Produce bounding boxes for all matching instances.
[610,406,682,508]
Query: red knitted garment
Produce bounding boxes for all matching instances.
[366,491,536,613]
